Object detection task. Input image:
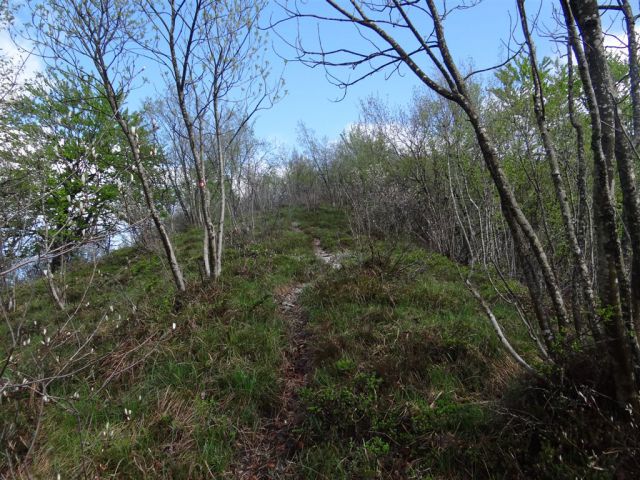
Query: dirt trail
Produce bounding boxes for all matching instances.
[313,239,342,269]
[229,225,341,479]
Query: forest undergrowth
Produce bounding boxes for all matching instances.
[1,207,638,479]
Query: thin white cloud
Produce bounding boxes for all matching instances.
[0,29,43,87]
[603,29,629,57]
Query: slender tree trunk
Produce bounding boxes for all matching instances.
[45,262,65,311]
[178,142,196,225]
[614,115,640,334]
[565,0,639,406]
[618,0,640,334]
[462,105,570,332]
[213,95,226,279]
[621,0,640,147]
[418,0,571,333]
[127,128,186,292]
[446,153,537,372]
[94,53,186,292]
[175,92,217,279]
[571,0,640,316]
[466,278,537,375]
[167,166,191,224]
[567,39,591,335]
[518,0,598,340]
[164,1,217,279]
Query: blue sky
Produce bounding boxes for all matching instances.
[254,0,559,147]
[5,0,628,149]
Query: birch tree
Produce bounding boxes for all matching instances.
[203,0,280,279]
[140,0,279,280]
[138,0,219,278]
[28,0,186,292]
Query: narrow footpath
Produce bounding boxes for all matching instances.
[230,225,341,479]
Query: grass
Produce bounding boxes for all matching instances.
[285,232,532,478]
[1,210,318,478]
[2,205,635,478]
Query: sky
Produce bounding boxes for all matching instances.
[255,0,558,147]
[1,0,630,149]
[0,28,42,90]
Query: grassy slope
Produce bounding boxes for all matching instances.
[290,208,533,479]
[3,206,602,479]
[2,210,316,478]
